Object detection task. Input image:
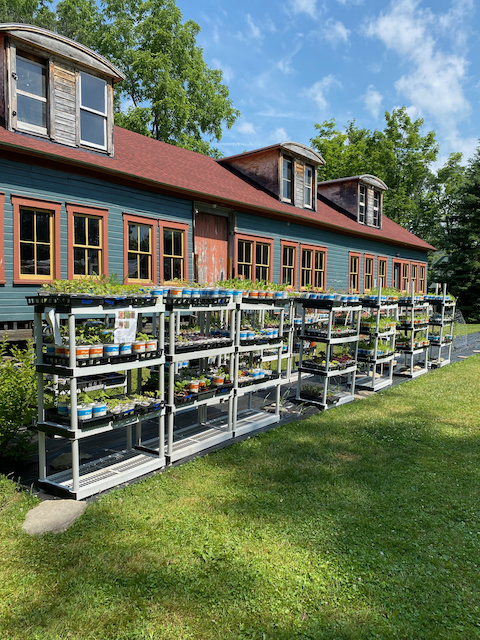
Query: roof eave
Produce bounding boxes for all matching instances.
[0,140,432,252]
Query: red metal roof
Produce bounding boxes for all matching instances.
[0,126,435,251]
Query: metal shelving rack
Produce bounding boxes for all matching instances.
[31,298,166,500]
[356,294,398,392]
[428,285,456,368]
[139,297,287,463]
[232,299,286,437]
[296,298,361,409]
[394,294,430,378]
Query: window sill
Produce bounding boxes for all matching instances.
[14,278,54,285]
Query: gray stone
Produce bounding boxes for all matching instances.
[22,499,87,535]
[50,452,92,470]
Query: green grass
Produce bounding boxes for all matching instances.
[2,357,480,640]
[454,322,480,336]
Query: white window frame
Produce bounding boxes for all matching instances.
[304,165,313,208]
[15,54,48,136]
[373,190,380,227]
[79,71,107,151]
[359,185,366,224]
[282,157,293,202]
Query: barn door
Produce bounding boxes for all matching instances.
[194,212,229,284]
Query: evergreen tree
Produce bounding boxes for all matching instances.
[437,145,480,321]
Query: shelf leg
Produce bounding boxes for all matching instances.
[38,431,46,481]
[167,411,174,457]
[158,413,165,458]
[71,439,79,494]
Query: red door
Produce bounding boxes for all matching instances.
[194,212,229,284]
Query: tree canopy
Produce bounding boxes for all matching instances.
[434,146,480,321]
[1,0,239,156]
[311,107,440,234]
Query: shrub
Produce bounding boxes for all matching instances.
[0,339,37,461]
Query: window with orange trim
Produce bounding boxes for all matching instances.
[349,252,360,293]
[281,241,297,287]
[67,204,108,279]
[402,262,409,292]
[158,219,189,283]
[364,254,374,291]
[12,195,61,284]
[123,213,157,284]
[411,263,418,292]
[300,244,326,290]
[235,233,273,282]
[419,264,426,293]
[378,257,387,289]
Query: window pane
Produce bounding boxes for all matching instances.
[88,217,100,247]
[172,257,182,279]
[17,58,46,97]
[17,94,46,128]
[244,241,252,264]
[129,224,138,252]
[36,243,51,275]
[164,258,171,281]
[302,249,312,270]
[81,73,106,113]
[164,229,173,256]
[283,159,292,200]
[36,212,50,244]
[173,230,182,257]
[315,251,323,270]
[139,225,150,252]
[74,247,85,275]
[87,249,99,275]
[74,216,86,246]
[80,110,105,147]
[128,253,138,278]
[139,254,149,280]
[20,243,34,274]
[20,210,34,242]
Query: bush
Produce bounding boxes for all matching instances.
[0,339,37,461]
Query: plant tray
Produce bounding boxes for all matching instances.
[215,382,233,394]
[43,350,162,368]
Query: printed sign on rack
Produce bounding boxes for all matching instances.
[114,307,137,344]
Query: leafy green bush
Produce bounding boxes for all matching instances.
[0,339,37,461]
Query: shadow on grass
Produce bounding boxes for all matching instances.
[5,360,480,640]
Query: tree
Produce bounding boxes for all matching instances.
[310,108,439,231]
[436,145,480,321]
[0,0,56,29]
[55,0,239,156]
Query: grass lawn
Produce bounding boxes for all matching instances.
[454,322,480,336]
[1,357,480,640]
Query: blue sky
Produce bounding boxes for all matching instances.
[174,0,479,168]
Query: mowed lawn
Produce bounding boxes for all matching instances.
[1,356,480,640]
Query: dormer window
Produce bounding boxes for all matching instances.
[359,185,366,224]
[282,157,293,201]
[80,72,107,150]
[373,190,380,227]
[16,53,47,135]
[304,165,313,208]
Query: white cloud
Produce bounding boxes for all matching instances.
[289,0,317,19]
[336,0,363,4]
[246,14,262,39]
[256,108,313,121]
[323,18,350,46]
[237,121,256,135]
[271,127,289,141]
[363,85,383,119]
[211,59,234,83]
[304,75,340,110]
[276,41,303,74]
[366,0,471,127]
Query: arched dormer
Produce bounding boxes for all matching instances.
[0,23,124,155]
[218,142,325,212]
